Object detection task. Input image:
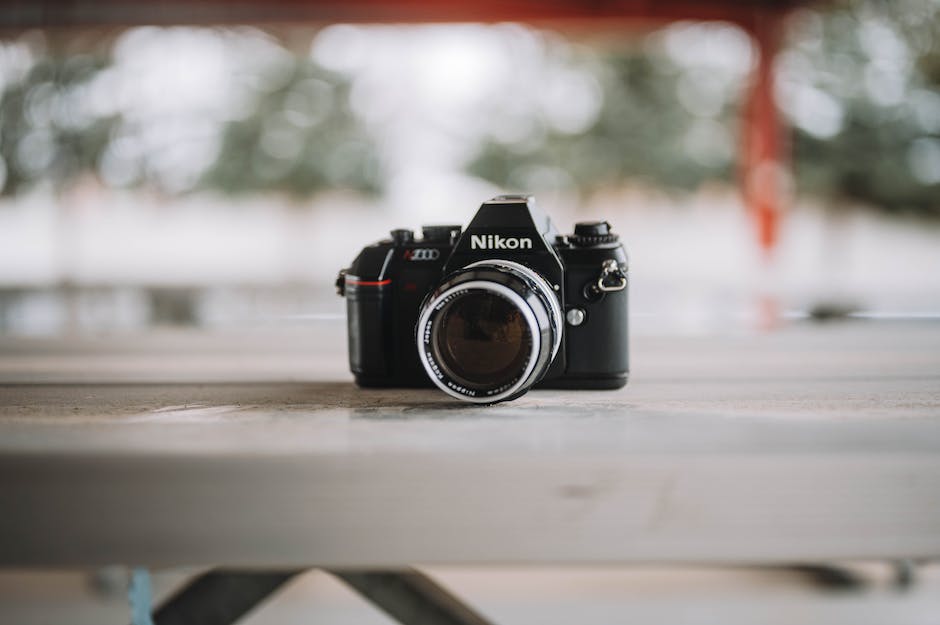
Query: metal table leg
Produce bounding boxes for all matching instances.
[149,569,305,625]
[143,567,495,625]
[329,567,495,625]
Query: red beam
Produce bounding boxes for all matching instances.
[741,11,787,258]
[2,0,809,28]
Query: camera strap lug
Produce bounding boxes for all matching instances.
[335,268,348,297]
[594,259,627,294]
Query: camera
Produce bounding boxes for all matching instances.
[336,195,629,404]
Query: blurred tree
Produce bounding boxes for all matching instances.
[786,0,940,216]
[0,54,118,195]
[0,30,382,198]
[200,59,383,197]
[467,45,740,195]
[466,2,940,217]
[2,8,938,215]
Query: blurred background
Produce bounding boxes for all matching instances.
[2,2,940,623]
[1,0,938,337]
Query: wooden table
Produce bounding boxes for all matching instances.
[2,321,939,570]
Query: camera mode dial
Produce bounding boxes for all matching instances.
[570,221,619,247]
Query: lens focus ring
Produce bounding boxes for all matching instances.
[416,260,562,404]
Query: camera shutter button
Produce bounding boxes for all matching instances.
[390,229,414,245]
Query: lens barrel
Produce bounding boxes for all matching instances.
[416,260,562,403]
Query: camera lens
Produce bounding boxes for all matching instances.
[417,260,561,403]
[435,291,531,388]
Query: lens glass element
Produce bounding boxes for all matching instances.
[433,290,531,389]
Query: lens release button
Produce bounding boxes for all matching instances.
[566,308,586,326]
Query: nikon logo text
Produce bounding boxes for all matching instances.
[470,234,533,250]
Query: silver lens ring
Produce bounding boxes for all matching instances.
[417,281,540,403]
[416,260,562,404]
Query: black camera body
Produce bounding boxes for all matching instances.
[337,195,628,403]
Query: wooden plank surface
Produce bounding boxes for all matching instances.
[0,322,939,567]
